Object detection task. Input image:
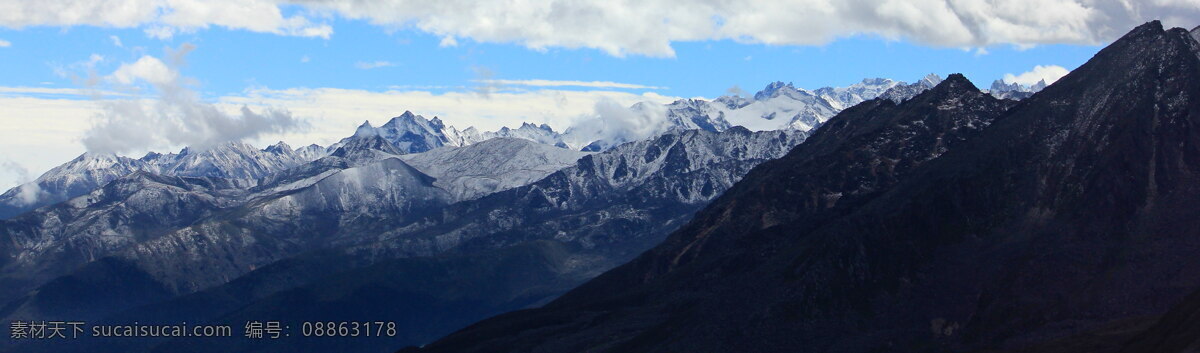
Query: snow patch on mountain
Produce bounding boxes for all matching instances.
[400,138,590,201]
[986,78,1048,100]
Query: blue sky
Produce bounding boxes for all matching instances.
[2,18,1103,99]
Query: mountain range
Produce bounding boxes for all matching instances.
[0,21,1139,353]
[0,99,809,352]
[404,20,1200,353]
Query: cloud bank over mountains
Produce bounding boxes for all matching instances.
[82,44,305,154]
[1003,65,1071,86]
[2,1,1198,56]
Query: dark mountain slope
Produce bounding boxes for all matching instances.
[0,135,452,327]
[411,21,1200,353]
[51,128,806,353]
[0,173,245,306]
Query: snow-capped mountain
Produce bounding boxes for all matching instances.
[399,138,589,201]
[330,76,942,156]
[0,153,146,220]
[337,111,570,154]
[370,126,810,259]
[293,143,328,161]
[878,73,945,103]
[77,127,812,353]
[0,172,248,305]
[470,123,568,148]
[0,142,308,220]
[154,142,307,180]
[644,74,943,135]
[814,77,904,110]
[986,78,1048,100]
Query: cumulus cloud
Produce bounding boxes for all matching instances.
[81,44,304,154]
[2,1,1198,56]
[354,61,396,69]
[221,85,679,146]
[474,79,666,90]
[1004,65,1071,86]
[562,100,671,148]
[109,35,122,47]
[109,55,178,85]
[0,160,44,206]
[0,0,331,39]
[0,39,9,47]
[297,0,1200,56]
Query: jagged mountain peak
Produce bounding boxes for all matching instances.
[353,120,377,137]
[933,72,977,91]
[753,81,802,100]
[398,137,588,201]
[857,77,895,86]
[329,133,404,160]
[921,73,944,86]
[989,79,1022,92]
[263,141,293,154]
[64,152,132,168]
[385,110,443,129]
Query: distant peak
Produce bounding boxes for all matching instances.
[926,73,980,95]
[754,81,798,100]
[265,141,292,154]
[943,73,971,84]
[331,133,402,158]
[920,73,944,86]
[76,152,121,161]
[354,120,377,137]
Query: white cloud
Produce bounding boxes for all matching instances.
[0,82,680,188]
[474,79,666,90]
[224,86,679,145]
[0,86,129,97]
[0,39,9,47]
[0,95,98,191]
[1,1,1196,56]
[439,35,458,47]
[109,35,123,47]
[562,100,670,148]
[299,0,1200,57]
[1003,65,1071,86]
[0,160,46,205]
[81,44,304,154]
[0,0,331,39]
[355,61,396,69]
[109,56,178,85]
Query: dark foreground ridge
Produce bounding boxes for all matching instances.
[406,20,1200,353]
